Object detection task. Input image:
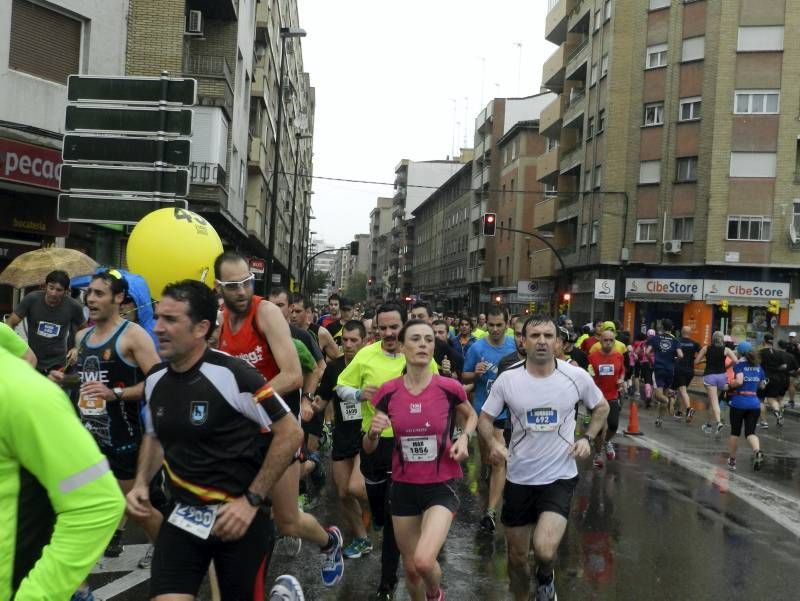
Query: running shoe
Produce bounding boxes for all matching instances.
[137,544,154,569]
[789,400,796,409]
[673,411,684,420]
[426,589,445,601]
[374,587,395,601]
[270,574,305,601]
[774,410,784,428]
[307,451,326,488]
[535,577,557,601]
[715,422,725,437]
[343,536,373,559]
[605,441,616,461]
[321,526,344,586]
[275,535,303,557]
[727,456,737,471]
[758,420,769,430]
[104,529,124,558]
[480,509,497,532]
[592,453,604,469]
[655,416,663,428]
[70,588,101,601]
[753,450,765,471]
[685,408,696,424]
[701,423,713,435]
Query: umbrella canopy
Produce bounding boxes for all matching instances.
[0,247,98,289]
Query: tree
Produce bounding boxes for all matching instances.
[345,271,368,303]
[304,270,329,297]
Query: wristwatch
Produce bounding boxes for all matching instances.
[112,387,124,401]
[302,392,315,402]
[244,490,270,508]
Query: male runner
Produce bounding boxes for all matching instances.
[290,293,339,361]
[213,252,342,583]
[1,347,124,601]
[410,302,463,379]
[674,326,701,423]
[336,303,438,600]
[313,320,372,559]
[646,319,683,427]
[479,314,608,601]
[449,315,478,356]
[126,280,343,597]
[326,297,355,353]
[580,319,605,355]
[49,270,162,558]
[587,329,626,467]
[462,305,516,532]
[759,333,787,428]
[319,293,341,329]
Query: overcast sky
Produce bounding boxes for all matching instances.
[297,0,555,247]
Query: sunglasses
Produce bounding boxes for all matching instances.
[215,274,255,291]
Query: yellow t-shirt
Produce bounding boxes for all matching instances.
[588,339,627,355]
[337,340,438,437]
[473,329,488,339]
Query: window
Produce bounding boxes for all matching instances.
[639,160,661,184]
[580,222,589,246]
[793,200,800,234]
[546,136,559,152]
[679,96,702,121]
[672,217,694,241]
[636,220,658,242]
[737,26,784,52]
[644,102,664,126]
[9,0,82,84]
[604,0,612,21]
[649,0,670,9]
[584,169,593,192]
[594,9,601,31]
[727,216,772,241]
[676,157,698,182]
[730,152,777,178]
[646,43,668,68]
[601,54,609,77]
[587,116,595,138]
[590,63,598,86]
[591,220,599,244]
[544,183,558,197]
[682,36,705,62]
[734,90,780,114]
[594,165,603,189]
[597,109,606,133]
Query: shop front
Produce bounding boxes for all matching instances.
[703,279,789,345]
[622,277,706,342]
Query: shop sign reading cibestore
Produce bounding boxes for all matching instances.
[626,278,790,301]
[704,279,790,299]
[625,278,703,300]
[0,138,62,190]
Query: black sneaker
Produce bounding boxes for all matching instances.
[753,450,764,471]
[774,411,784,428]
[673,411,684,420]
[727,456,737,471]
[479,509,496,532]
[104,529,124,558]
[715,422,725,437]
[655,416,663,428]
[685,408,696,424]
[374,584,395,600]
[535,574,557,601]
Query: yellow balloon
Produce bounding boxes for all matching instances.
[127,207,223,299]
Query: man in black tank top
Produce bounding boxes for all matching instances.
[50,271,162,557]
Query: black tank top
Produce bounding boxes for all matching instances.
[74,320,143,454]
[704,345,726,375]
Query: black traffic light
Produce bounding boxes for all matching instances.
[349,241,359,256]
[482,213,496,236]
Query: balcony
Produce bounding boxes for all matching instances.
[559,143,584,175]
[542,43,567,92]
[546,0,573,45]
[183,53,234,118]
[531,248,556,278]
[252,65,265,98]
[472,163,491,190]
[190,162,226,187]
[255,1,269,35]
[534,196,557,230]
[565,38,590,81]
[475,134,493,159]
[540,94,565,137]
[567,0,591,34]
[537,148,560,183]
[248,136,266,173]
[563,87,586,128]
[187,0,237,21]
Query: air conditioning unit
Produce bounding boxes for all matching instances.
[664,239,682,254]
[185,10,203,35]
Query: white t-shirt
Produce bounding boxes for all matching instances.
[483,358,604,485]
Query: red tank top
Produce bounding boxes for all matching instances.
[218,295,280,380]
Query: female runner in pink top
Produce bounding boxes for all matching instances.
[365,320,477,601]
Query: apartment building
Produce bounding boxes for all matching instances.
[0,0,128,314]
[540,0,800,340]
[368,197,393,301]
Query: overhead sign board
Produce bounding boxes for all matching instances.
[703,279,790,300]
[65,106,193,136]
[67,75,197,106]
[58,195,187,225]
[60,164,189,196]
[517,279,555,300]
[625,278,703,300]
[63,135,191,166]
[594,278,615,300]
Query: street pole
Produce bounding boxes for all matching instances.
[288,133,311,292]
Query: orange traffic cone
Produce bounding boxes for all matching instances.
[624,397,644,436]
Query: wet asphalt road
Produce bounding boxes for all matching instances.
[90,402,800,600]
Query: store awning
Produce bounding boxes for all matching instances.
[705,294,788,308]
[626,292,694,303]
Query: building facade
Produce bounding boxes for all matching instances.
[368,197,393,301]
[540,0,800,341]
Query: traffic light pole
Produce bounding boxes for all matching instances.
[299,245,350,294]
[494,226,566,272]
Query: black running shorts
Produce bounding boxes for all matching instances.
[673,368,694,389]
[105,449,138,481]
[150,507,275,598]
[302,409,324,439]
[390,480,460,517]
[500,477,579,527]
[360,436,393,483]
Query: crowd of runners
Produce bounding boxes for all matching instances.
[2,257,798,601]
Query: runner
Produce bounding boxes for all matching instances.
[674,326,701,423]
[126,280,330,598]
[449,315,477,357]
[1,346,125,601]
[319,293,342,329]
[579,319,605,355]
[646,319,683,427]
[410,301,463,379]
[336,303,438,600]
[290,292,339,361]
[726,341,766,471]
[0,320,37,365]
[695,331,738,436]
[366,319,477,601]
[5,269,85,374]
[48,270,162,559]
[759,333,787,428]
[587,329,626,468]
[786,332,800,408]
[479,314,608,601]
[462,305,516,533]
[213,251,342,584]
[312,320,372,559]
[326,297,355,354]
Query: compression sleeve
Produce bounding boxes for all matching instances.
[3,358,124,601]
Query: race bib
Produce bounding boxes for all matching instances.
[340,399,362,421]
[168,503,219,539]
[526,408,558,431]
[598,364,614,376]
[78,395,107,416]
[36,321,61,338]
[401,435,437,462]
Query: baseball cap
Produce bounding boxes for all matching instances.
[603,320,617,333]
[737,341,752,354]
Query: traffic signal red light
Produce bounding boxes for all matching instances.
[494,294,502,304]
[482,213,497,236]
[563,293,571,302]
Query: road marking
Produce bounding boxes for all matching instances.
[89,544,150,598]
[93,569,150,598]
[627,434,800,538]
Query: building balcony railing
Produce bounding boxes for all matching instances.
[563,87,586,128]
[567,0,591,33]
[559,144,584,175]
[191,162,226,187]
[539,94,566,137]
[546,0,572,45]
[183,53,234,117]
[537,147,560,183]
[534,196,557,230]
[542,43,567,92]
[565,38,590,80]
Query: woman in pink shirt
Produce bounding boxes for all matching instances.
[365,320,477,601]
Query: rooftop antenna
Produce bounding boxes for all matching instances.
[515,42,523,96]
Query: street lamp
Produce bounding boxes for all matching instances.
[288,132,313,291]
[299,213,315,291]
[265,26,307,293]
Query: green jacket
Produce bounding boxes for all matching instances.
[0,347,125,600]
